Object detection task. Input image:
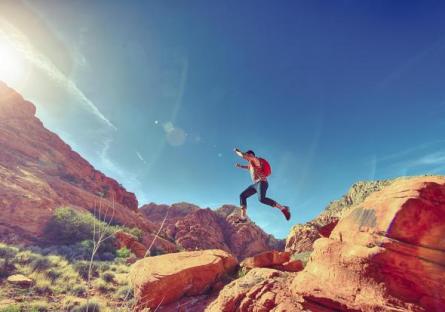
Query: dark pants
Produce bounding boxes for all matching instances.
[240,180,277,208]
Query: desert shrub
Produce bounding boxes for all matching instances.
[70,302,101,312]
[30,256,52,272]
[28,302,50,312]
[73,261,99,280]
[0,244,18,259]
[116,247,131,259]
[71,285,87,297]
[115,285,134,300]
[101,271,115,283]
[0,259,16,279]
[99,263,110,272]
[0,245,18,278]
[46,269,61,282]
[0,305,21,312]
[43,208,141,261]
[33,280,53,295]
[94,279,113,293]
[14,250,41,265]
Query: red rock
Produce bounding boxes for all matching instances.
[205,268,303,312]
[129,249,238,310]
[280,260,303,273]
[241,251,290,269]
[0,83,176,252]
[115,231,147,258]
[7,274,33,288]
[285,180,390,254]
[141,203,285,260]
[291,176,445,311]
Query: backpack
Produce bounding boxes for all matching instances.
[258,158,272,177]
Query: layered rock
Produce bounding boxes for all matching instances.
[0,82,175,252]
[129,249,238,311]
[291,176,445,311]
[140,203,285,260]
[241,251,303,273]
[205,268,304,312]
[114,231,147,258]
[286,180,391,254]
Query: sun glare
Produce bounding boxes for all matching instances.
[0,35,28,85]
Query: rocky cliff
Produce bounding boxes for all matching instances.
[286,179,392,254]
[140,203,285,260]
[134,176,445,311]
[0,82,175,251]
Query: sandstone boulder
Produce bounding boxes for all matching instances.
[7,274,33,288]
[129,249,238,310]
[115,231,147,258]
[206,268,303,312]
[291,176,445,311]
[0,83,175,252]
[141,203,285,260]
[285,180,390,254]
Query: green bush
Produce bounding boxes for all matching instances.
[0,244,18,260]
[116,247,131,259]
[95,279,112,293]
[30,256,52,272]
[115,285,134,300]
[0,305,20,312]
[71,285,87,297]
[46,269,61,282]
[73,261,99,280]
[70,302,101,312]
[101,271,115,283]
[44,207,142,260]
[0,259,16,279]
[28,302,50,312]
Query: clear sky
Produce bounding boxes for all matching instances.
[1,1,445,238]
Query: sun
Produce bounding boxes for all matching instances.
[0,35,29,86]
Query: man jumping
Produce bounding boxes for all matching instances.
[234,148,291,222]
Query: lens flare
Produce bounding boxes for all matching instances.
[0,34,28,85]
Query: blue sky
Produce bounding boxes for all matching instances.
[1,1,445,238]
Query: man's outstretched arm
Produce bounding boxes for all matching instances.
[236,163,249,169]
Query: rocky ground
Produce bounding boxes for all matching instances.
[1,83,445,311]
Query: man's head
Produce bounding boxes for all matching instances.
[245,150,256,160]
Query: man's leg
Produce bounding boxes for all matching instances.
[258,181,291,220]
[239,184,257,220]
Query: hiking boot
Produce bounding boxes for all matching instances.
[281,206,291,221]
[233,216,248,224]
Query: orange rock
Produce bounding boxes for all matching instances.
[0,83,176,252]
[115,231,147,258]
[206,268,303,312]
[285,180,390,254]
[141,203,285,260]
[241,250,290,269]
[291,176,445,311]
[280,260,303,273]
[129,249,238,310]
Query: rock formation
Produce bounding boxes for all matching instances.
[291,176,445,311]
[140,203,285,260]
[129,249,238,311]
[241,250,303,273]
[205,268,303,312]
[0,82,175,252]
[114,231,147,258]
[286,180,392,254]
